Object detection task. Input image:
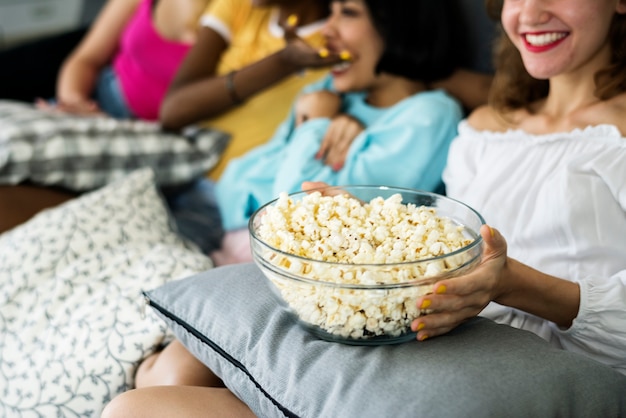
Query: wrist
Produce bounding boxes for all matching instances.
[225,71,243,106]
[492,256,517,305]
[492,258,580,327]
[58,93,90,106]
[276,47,305,73]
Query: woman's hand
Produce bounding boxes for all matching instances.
[294,91,363,170]
[279,17,345,69]
[301,181,328,192]
[316,114,364,171]
[295,90,341,126]
[301,181,347,197]
[35,98,104,116]
[411,225,508,341]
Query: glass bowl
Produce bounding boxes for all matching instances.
[249,185,485,345]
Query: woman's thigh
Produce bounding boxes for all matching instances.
[101,386,256,418]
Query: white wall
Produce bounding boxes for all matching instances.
[0,0,105,49]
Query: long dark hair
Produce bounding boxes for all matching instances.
[485,0,626,113]
[361,0,459,83]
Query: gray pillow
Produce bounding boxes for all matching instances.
[145,263,626,418]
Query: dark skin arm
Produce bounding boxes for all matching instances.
[160,24,344,131]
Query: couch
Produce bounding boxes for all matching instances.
[3,2,624,417]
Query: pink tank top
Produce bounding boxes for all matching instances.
[113,0,192,120]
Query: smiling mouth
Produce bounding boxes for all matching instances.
[524,32,568,47]
[332,61,351,72]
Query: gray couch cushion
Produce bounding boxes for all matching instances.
[145,263,626,418]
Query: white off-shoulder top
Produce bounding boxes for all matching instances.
[443,121,626,374]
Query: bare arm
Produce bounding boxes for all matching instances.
[55,0,141,113]
[411,226,580,340]
[160,24,343,131]
[493,257,580,328]
[431,69,493,112]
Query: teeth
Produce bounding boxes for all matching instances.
[332,61,351,71]
[525,32,567,46]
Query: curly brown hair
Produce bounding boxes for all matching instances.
[485,0,626,113]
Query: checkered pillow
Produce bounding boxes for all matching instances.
[0,100,230,191]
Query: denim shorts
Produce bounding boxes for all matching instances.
[162,178,224,254]
[95,67,135,119]
[96,69,224,252]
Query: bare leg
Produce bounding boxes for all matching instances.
[101,340,255,417]
[210,229,253,266]
[135,340,222,387]
[101,386,256,418]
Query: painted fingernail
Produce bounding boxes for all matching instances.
[287,14,298,27]
[339,50,352,60]
[489,226,495,237]
[419,334,429,341]
[332,162,343,171]
[318,48,329,58]
[420,299,431,309]
[436,284,447,294]
[417,323,425,331]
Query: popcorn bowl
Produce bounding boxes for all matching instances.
[249,185,485,345]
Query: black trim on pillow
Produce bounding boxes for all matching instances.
[145,292,299,418]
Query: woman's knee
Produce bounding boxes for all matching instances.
[101,389,147,418]
[135,340,222,387]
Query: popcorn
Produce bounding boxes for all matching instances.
[257,191,476,341]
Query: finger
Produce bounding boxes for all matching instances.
[35,98,57,112]
[301,181,328,192]
[283,14,299,41]
[317,123,339,161]
[301,182,350,198]
[411,308,476,340]
[480,224,506,258]
[295,114,307,126]
[414,319,458,341]
[428,225,505,293]
[415,286,487,316]
[429,267,491,298]
[326,124,361,169]
[286,14,298,28]
[414,322,457,341]
[34,98,49,107]
[334,125,360,158]
[325,134,350,170]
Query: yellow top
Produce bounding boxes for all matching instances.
[199,0,328,179]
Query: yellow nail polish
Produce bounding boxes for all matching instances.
[318,48,329,58]
[419,334,429,341]
[287,14,298,27]
[417,323,425,331]
[420,299,431,310]
[489,226,495,238]
[436,284,447,294]
[339,50,352,60]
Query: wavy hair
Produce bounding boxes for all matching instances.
[485,0,626,113]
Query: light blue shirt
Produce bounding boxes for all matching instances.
[216,75,463,230]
